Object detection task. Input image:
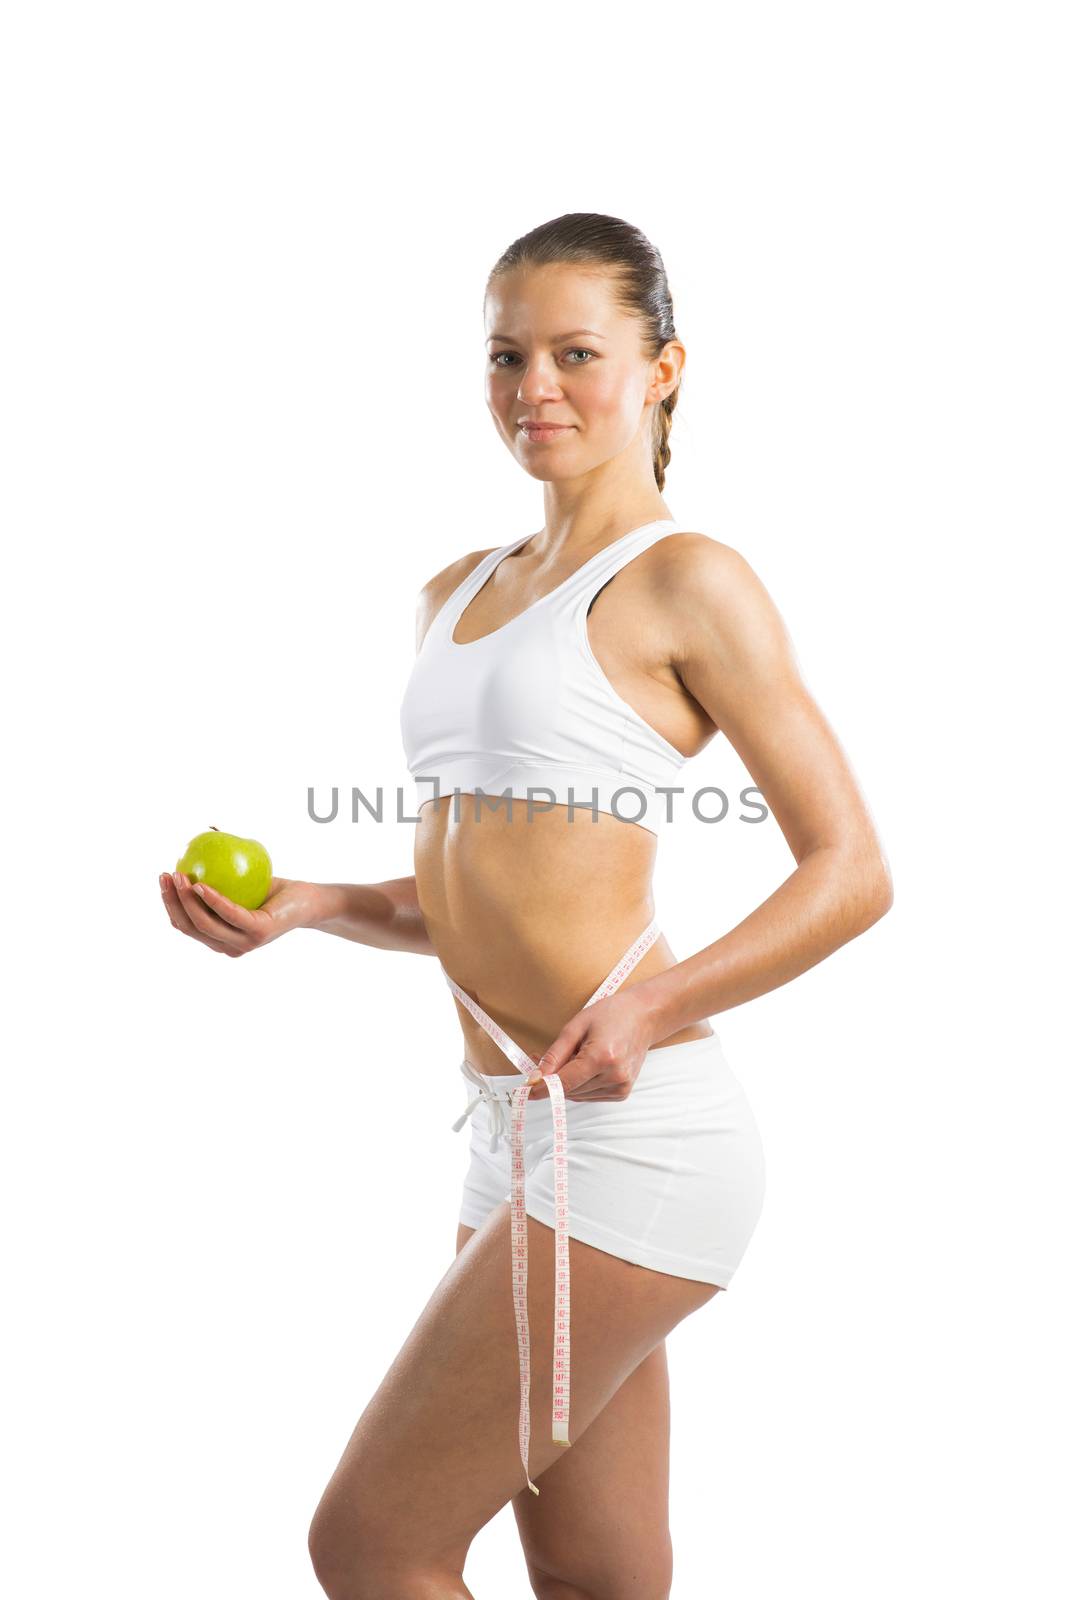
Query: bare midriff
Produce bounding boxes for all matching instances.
[413,792,713,1078]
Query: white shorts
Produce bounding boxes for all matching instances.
[456,1032,766,1288]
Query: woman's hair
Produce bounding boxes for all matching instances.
[486,213,681,490]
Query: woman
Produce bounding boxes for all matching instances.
[161,212,892,1600]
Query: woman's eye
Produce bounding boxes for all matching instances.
[489,348,596,367]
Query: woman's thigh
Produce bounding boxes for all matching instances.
[308,1203,718,1586]
[512,1339,675,1598]
[456,1222,676,1596]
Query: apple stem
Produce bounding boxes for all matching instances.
[210,825,219,831]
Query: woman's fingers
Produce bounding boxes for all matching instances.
[161,872,250,956]
[188,879,261,934]
[161,871,234,953]
[173,872,252,950]
[161,872,200,937]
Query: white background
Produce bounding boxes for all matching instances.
[3,3,1065,1596]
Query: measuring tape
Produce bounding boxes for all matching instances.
[446,916,661,1494]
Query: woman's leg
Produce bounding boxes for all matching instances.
[307,1204,719,1600]
[511,1342,673,1600]
[457,1221,676,1600]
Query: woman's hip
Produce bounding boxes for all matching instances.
[457,1032,766,1285]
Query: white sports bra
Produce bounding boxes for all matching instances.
[399,518,691,835]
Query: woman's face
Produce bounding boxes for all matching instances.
[484,264,677,483]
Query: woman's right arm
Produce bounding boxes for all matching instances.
[301,876,435,953]
[160,871,436,958]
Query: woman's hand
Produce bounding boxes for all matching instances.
[524,987,661,1102]
[159,871,320,957]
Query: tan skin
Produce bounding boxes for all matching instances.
[160,263,892,1599]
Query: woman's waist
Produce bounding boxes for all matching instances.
[429,905,702,1077]
[418,850,658,979]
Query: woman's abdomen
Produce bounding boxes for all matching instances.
[413,796,712,1073]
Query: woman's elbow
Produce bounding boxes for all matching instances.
[856,848,894,929]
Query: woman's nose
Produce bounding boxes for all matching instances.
[516,365,564,400]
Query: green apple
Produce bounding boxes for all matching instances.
[176,825,272,910]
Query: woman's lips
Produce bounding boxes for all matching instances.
[520,424,574,442]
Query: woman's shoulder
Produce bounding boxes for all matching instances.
[420,543,498,599]
[651,529,793,685]
[659,527,747,571]
[414,543,499,650]
[649,528,761,603]
[645,529,785,658]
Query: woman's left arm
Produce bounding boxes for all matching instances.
[636,536,893,1038]
[533,536,894,1092]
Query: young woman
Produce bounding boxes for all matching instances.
[161,212,892,1600]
